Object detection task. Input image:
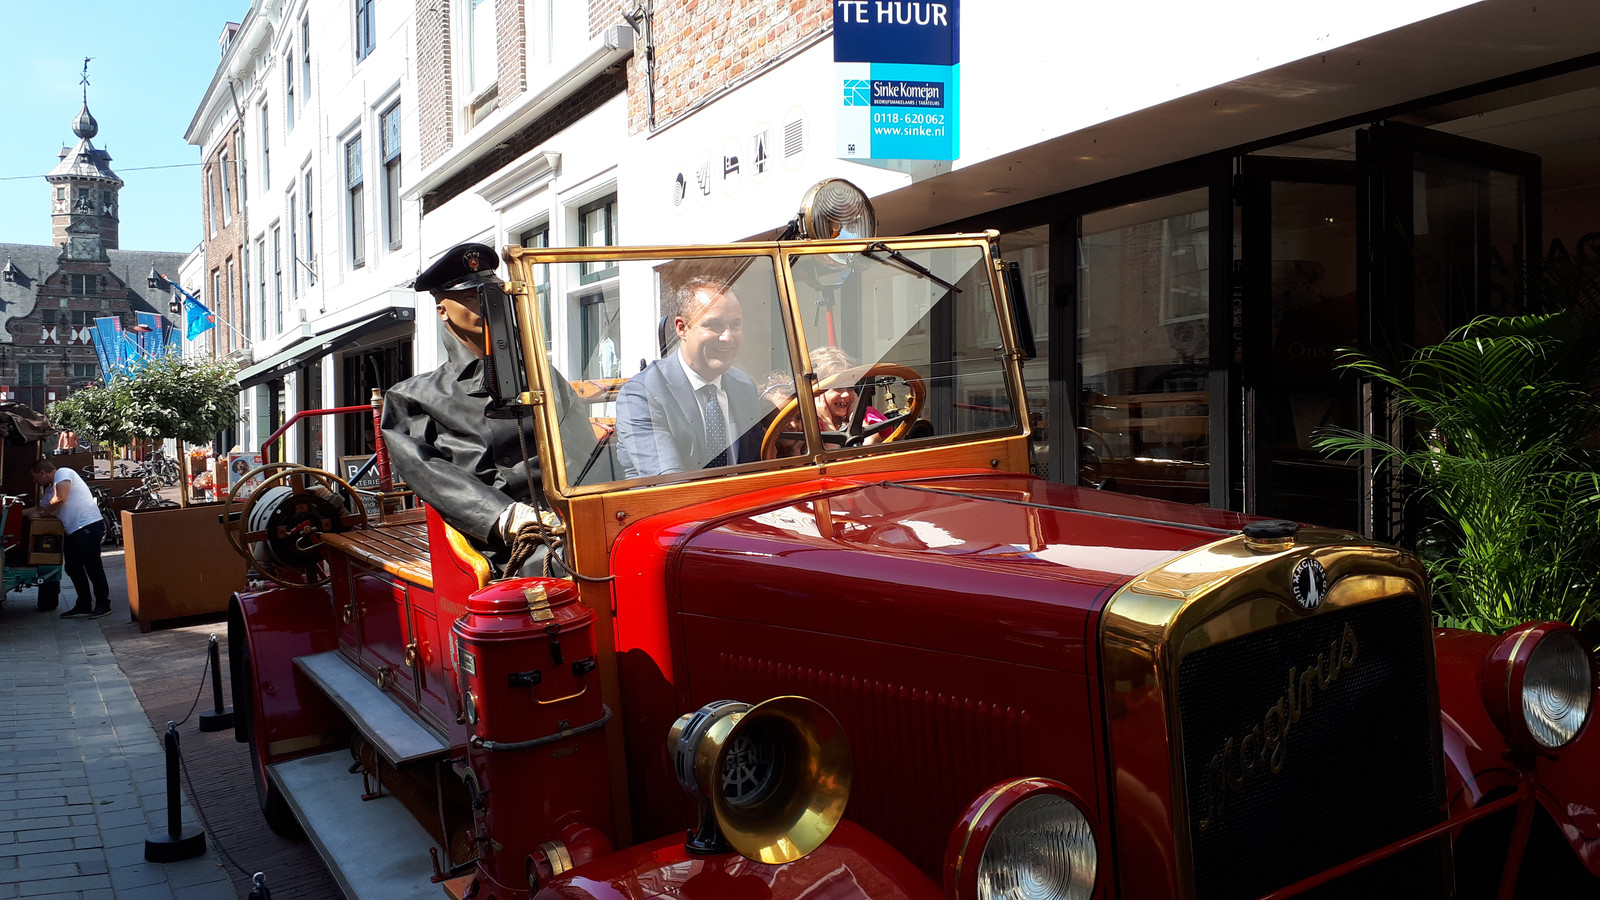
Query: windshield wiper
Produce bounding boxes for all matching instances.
[861,242,963,294]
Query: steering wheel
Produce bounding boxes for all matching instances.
[762,363,927,460]
[222,463,369,588]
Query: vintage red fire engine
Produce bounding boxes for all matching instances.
[225,181,1600,900]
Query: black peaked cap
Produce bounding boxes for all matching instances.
[413,242,501,293]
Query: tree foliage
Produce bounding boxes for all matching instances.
[1314,313,1600,633]
[48,354,240,447]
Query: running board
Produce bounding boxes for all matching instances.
[268,750,443,900]
[294,651,449,765]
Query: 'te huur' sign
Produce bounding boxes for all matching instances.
[835,0,960,162]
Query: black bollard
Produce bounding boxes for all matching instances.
[198,633,234,732]
[248,872,271,899]
[144,722,207,862]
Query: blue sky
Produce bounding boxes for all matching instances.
[0,1,249,253]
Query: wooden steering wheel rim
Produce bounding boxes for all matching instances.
[223,463,369,589]
[761,362,927,460]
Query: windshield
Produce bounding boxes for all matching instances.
[531,240,1018,493]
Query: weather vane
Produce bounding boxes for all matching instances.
[80,57,93,104]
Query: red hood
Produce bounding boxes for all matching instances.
[671,472,1252,671]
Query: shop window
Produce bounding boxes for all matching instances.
[1078,187,1211,505]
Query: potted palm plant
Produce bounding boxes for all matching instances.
[1314,312,1600,633]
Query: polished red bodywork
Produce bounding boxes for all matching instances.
[227,585,347,779]
[533,821,940,900]
[612,471,1249,881]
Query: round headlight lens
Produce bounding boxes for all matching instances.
[1522,630,1593,749]
[798,179,877,242]
[975,794,1096,900]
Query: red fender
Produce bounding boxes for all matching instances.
[228,585,346,769]
[1434,627,1600,876]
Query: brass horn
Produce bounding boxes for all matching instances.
[668,696,852,864]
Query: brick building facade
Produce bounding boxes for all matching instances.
[197,123,248,358]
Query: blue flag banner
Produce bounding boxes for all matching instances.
[835,0,960,161]
[89,329,111,379]
[95,317,126,379]
[135,312,164,357]
[173,282,217,342]
[121,334,147,375]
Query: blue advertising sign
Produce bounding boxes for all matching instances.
[835,0,959,162]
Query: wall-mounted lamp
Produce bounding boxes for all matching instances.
[147,267,170,292]
[2,259,20,284]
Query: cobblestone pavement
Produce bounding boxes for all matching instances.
[1,546,342,900]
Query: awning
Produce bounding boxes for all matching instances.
[236,306,415,388]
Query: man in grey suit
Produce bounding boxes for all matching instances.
[616,276,766,477]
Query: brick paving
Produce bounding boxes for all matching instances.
[0,545,342,899]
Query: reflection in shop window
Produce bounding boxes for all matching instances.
[1078,188,1211,505]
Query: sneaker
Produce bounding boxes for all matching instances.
[87,608,113,620]
[60,608,91,619]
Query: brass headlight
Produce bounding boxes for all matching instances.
[944,779,1098,900]
[795,178,878,242]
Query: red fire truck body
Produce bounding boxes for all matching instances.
[226,205,1600,900]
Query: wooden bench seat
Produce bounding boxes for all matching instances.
[322,508,432,589]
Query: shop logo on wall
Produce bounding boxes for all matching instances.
[835,0,960,162]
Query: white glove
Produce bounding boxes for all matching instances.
[495,502,563,541]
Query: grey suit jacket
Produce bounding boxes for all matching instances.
[615,353,764,478]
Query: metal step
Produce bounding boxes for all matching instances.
[294,651,448,765]
[268,750,442,900]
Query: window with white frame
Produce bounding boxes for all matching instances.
[578,194,618,283]
[206,170,218,237]
[259,102,270,191]
[220,149,233,225]
[355,0,376,61]
[212,269,224,350]
[303,168,316,285]
[568,194,620,379]
[346,134,365,268]
[256,237,267,341]
[272,227,283,334]
[380,103,402,250]
[520,223,550,351]
[241,246,251,339]
[286,51,296,131]
[226,259,237,347]
[301,17,312,99]
[288,189,300,299]
[468,0,496,98]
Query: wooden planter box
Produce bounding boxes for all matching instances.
[123,502,248,632]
